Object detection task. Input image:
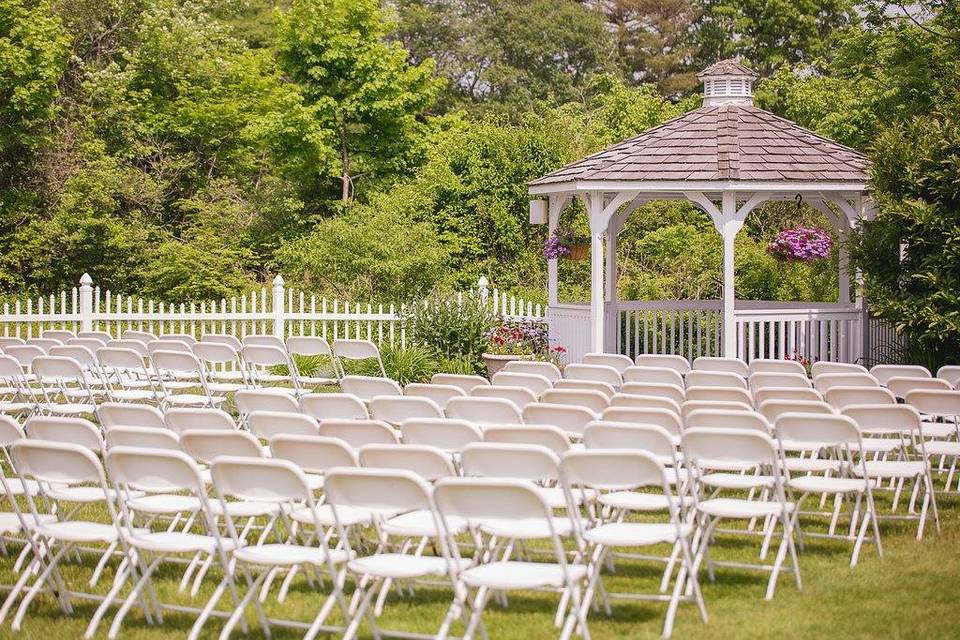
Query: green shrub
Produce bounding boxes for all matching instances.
[353,343,438,385]
[436,355,481,375]
[404,294,494,374]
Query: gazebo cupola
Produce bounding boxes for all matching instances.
[699,59,758,107]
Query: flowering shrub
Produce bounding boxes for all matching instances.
[784,351,816,376]
[767,227,833,261]
[543,228,588,260]
[485,319,566,362]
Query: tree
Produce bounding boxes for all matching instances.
[278,0,439,200]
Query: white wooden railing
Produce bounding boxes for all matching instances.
[0,275,543,344]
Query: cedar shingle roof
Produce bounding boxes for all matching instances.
[529,105,870,187]
[698,59,758,79]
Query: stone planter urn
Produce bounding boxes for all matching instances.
[482,353,532,378]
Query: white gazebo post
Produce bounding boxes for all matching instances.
[587,193,605,353]
[721,191,739,357]
[604,212,620,352]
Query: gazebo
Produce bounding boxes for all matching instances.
[527,60,875,364]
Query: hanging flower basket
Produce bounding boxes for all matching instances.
[566,242,590,261]
[767,227,833,262]
[543,229,590,261]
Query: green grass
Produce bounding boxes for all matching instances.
[2,488,959,640]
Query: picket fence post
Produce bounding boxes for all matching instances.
[79,273,93,332]
[272,275,285,339]
[477,275,489,309]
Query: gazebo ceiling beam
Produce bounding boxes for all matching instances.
[528,180,869,196]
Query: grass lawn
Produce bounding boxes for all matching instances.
[1,486,958,640]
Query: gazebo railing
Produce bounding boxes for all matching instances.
[617,301,724,361]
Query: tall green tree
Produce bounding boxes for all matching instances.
[278,0,439,200]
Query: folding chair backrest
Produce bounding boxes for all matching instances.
[159,333,197,346]
[461,442,560,482]
[539,388,609,414]
[212,456,310,503]
[285,336,333,357]
[904,389,960,418]
[193,342,241,366]
[49,345,97,368]
[523,402,595,436]
[470,384,538,410]
[234,389,300,415]
[622,366,684,387]
[248,411,319,439]
[180,429,264,463]
[403,383,465,409]
[0,354,27,380]
[681,400,752,423]
[0,337,25,348]
[332,339,381,361]
[552,378,616,398]
[599,406,683,437]
[435,477,551,522]
[748,359,807,376]
[242,335,285,349]
[430,373,489,393]
[936,365,960,388]
[399,417,482,451]
[0,414,25,447]
[4,345,44,368]
[502,359,562,383]
[151,349,204,373]
[165,407,236,434]
[67,338,107,352]
[685,409,771,433]
[583,422,676,461]
[824,386,895,410]
[445,396,523,427]
[201,334,242,350]
[757,399,833,424]
[634,354,690,375]
[25,416,103,453]
[775,413,860,449]
[26,338,62,352]
[841,403,922,436]
[813,373,879,393]
[78,331,114,343]
[42,329,75,342]
[326,467,433,513]
[105,339,148,356]
[122,330,157,343]
[609,393,681,414]
[359,444,456,480]
[563,363,622,388]
[340,375,402,402]
[752,386,822,406]
[887,376,951,399]
[620,382,685,404]
[105,426,180,451]
[369,395,443,424]
[241,344,289,368]
[97,347,146,370]
[684,385,752,405]
[12,440,105,487]
[107,447,204,494]
[270,434,358,473]
[490,371,552,396]
[582,352,633,374]
[148,340,192,354]
[317,419,399,448]
[871,364,931,385]
[561,449,668,492]
[299,392,368,420]
[685,370,747,389]
[98,402,164,429]
[810,361,867,377]
[682,427,779,468]
[692,356,749,377]
[749,372,811,391]
[33,356,88,385]
[482,424,570,455]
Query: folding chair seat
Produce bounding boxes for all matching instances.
[300,392,369,420]
[318,419,399,448]
[685,370,747,389]
[32,355,100,416]
[824,386,895,411]
[286,336,339,385]
[247,410,320,439]
[403,383,465,410]
[682,428,800,600]
[502,359,562,382]
[553,378,616,398]
[540,389,609,415]
[430,373,489,394]
[370,395,443,425]
[748,359,807,376]
[234,388,300,417]
[207,457,351,638]
[121,329,158,344]
[749,372,811,393]
[241,344,303,395]
[98,402,165,430]
[524,403,595,439]
[333,339,386,377]
[445,396,523,428]
[200,333,242,349]
[471,384,538,410]
[887,376,951,399]
[460,442,581,512]
[96,347,161,402]
[620,381,685,404]
[490,371,552,396]
[684,385,752,405]
[905,390,960,490]
[582,352,633,374]
[193,342,248,392]
[563,363,622,389]
[433,477,590,640]
[623,365,685,387]
[775,413,881,566]
[165,407,237,434]
[681,400,752,424]
[935,365,960,388]
[483,424,572,456]
[599,407,683,444]
[692,356,749,377]
[610,393,681,414]
[399,418,483,454]
[151,350,226,409]
[635,354,690,376]
[814,373,879,394]
[752,386,822,407]
[560,449,706,638]
[340,375,402,403]
[77,331,113,343]
[871,364,932,386]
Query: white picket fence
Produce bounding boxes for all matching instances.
[0,274,543,345]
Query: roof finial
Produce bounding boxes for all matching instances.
[698,59,758,107]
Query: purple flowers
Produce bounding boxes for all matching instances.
[543,232,571,259]
[767,227,833,261]
[542,228,588,260]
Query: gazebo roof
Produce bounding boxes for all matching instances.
[697,59,759,79]
[529,104,871,187]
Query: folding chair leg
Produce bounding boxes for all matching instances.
[85,561,134,639]
[107,557,162,640]
[763,527,789,601]
[13,543,74,631]
[219,570,268,640]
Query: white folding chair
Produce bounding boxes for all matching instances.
[824,386,895,411]
[582,353,633,374]
[370,395,443,425]
[122,330,157,344]
[563,363,622,389]
[67,338,107,352]
[752,386,822,407]
[159,333,197,346]
[749,372,811,392]
[887,376,951,399]
[610,393,682,414]
[41,329,75,342]
[359,444,457,482]
[241,344,303,395]
[685,370,747,389]
[151,350,225,409]
[620,382,685,404]
[333,339,386,378]
[340,375,402,403]
[148,340,193,355]
[813,373,879,394]
[523,403,595,439]
[905,390,960,491]
[810,361,867,377]
[403,383,465,410]
[26,338,63,353]
[502,359,562,383]
[935,365,960,388]
[0,337,25,349]
[430,373,489,394]
[193,342,248,393]
[681,400,752,424]
[105,339,149,357]
[483,424,571,456]
[553,379,617,398]
[490,371,552,397]
[300,392,369,421]
[180,429,264,463]
[686,409,771,433]
[4,346,44,380]
[445,396,523,428]
[692,356,749,377]
[757,399,834,425]
[201,334,242,349]
[601,407,684,443]
[540,389,609,415]
[871,364,931,386]
[96,347,161,403]
[247,411,320,439]
[400,418,483,455]
[285,336,339,385]
[165,407,237,434]
[471,385,538,410]
[32,355,100,417]
[234,388,300,417]
[242,334,285,349]
[317,419,399,448]
[0,354,37,415]
[104,426,181,452]
[98,402,165,430]
[623,366,685,387]
[635,354,690,376]
[684,386,752,405]
[748,359,807,376]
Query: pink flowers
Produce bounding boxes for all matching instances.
[767,227,833,261]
